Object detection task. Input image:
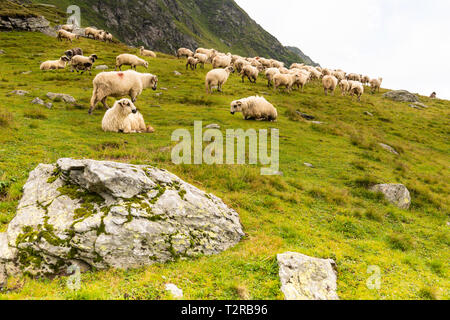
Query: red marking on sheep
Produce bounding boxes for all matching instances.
[117,73,124,79]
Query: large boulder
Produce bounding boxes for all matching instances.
[0,159,244,284]
[277,252,339,300]
[370,184,411,209]
[0,15,55,36]
[383,90,419,103]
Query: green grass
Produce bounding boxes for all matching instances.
[0,31,449,300]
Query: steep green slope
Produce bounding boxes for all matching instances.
[25,0,308,65]
[0,31,448,300]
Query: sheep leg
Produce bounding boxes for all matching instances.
[101,97,109,109]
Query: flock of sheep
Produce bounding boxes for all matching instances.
[38,26,384,133]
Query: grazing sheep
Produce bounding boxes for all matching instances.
[339,79,350,96]
[70,54,98,75]
[347,73,361,82]
[102,99,154,134]
[177,48,194,58]
[193,53,208,68]
[116,54,149,71]
[333,70,346,81]
[64,48,83,58]
[85,27,103,39]
[265,68,281,88]
[322,68,332,77]
[322,75,338,96]
[57,29,80,42]
[362,75,370,85]
[186,57,200,70]
[230,96,278,121]
[212,54,232,69]
[273,73,300,92]
[40,56,70,70]
[196,48,217,62]
[61,24,74,32]
[270,59,284,69]
[101,32,113,43]
[348,81,364,101]
[370,77,383,93]
[234,58,251,73]
[241,65,259,83]
[89,70,158,114]
[290,63,304,69]
[430,92,437,99]
[205,66,235,94]
[139,46,156,58]
[256,57,272,69]
[279,67,290,74]
[309,68,322,81]
[292,71,309,92]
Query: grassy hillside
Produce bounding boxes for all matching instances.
[0,31,449,300]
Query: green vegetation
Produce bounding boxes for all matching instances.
[0,1,65,24]
[0,31,448,300]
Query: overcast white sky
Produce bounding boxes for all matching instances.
[235,0,450,99]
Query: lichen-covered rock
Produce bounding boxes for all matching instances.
[0,159,244,285]
[379,143,399,155]
[277,252,339,300]
[46,93,76,104]
[383,90,419,103]
[370,184,411,209]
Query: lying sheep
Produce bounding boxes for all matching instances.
[205,66,235,94]
[265,68,281,88]
[186,57,200,70]
[241,65,259,83]
[212,54,232,69]
[273,73,300,92]
[102,99,154,134]
[370,77,383,93]
[89,70,158,114]
[230,96,278,121]
[64,48,83,58]
[177,48,194,59]
[139,46,156,58]
[339,79,350,96]
[322,75,338,96]
[193,53,208,68]
[57,29,80,43]
[115,54,149,71]
[70,54,98,75]
[40,56,70,70]
[348,81,364,101]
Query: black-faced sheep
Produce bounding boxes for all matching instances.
[102,99,154,134]
[322,75,338,96]
[230,96,278,121]
[89,70,158,114]
[40,56,70,70]
[205,66,235,94]
[70,54,98,75]
[85,27,103,39]
[64,48,83,59]
[115,54,149,71]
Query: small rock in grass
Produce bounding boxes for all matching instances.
[296,111,315,120]
[11,90,29,96]
[45,103,53,109]
[364,111,374,117]
[46,92,76,104]
[95,65,109,70]
[206,124,220,129]
[31,97,45,105]
[379,143,399,155]
[370,184,411,210]
[310,121,324,125]
[173,71,182,76]
[21,71,32,75]
[0,49,4,55]
[304,163,314,168]
[160,87,168,91]
[165,284,183,299]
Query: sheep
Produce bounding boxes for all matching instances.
[193,53,208,68]
[348,81,364,101]
[139,46,156,58]
[322,68,332,77]
[186,57,200,70]
[40,56,70,70]
[265,68,281,88]
[177,48,194,59]
[370,77,383,93]
[292,71,309,92]
[231,54,243,64]
[234,58,250,73]
[339,79,350,96]
[333,70,346,82]
[70,54,98,75]
[115,54,149,71]
[241,65,259,83]
[102,99,154,134]
[205,66,235,94]
[430,92,437,99]
[309,68,322,81]
[322,75,338,96]
[85,27,103,39]
[101,32,114,43]
[273,73,300,92]
[89,70,158,114]
[64,48,83,59]
[270,59,284,69]
[57,29,80,42]
[230,96,278,121]
[257,57,272,69]
[195,48,217,62]
[346,73,361,82]
[362,75,370,85]
[290,63,304,69]
[212,54,232,69]
[279,67,290,74]
[61,24,74,32]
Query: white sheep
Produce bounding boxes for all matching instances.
[193,53,208,68]
[85,27,103,39]
[346,73,361,82]
[265,68,281,88]
[361,75,370,85]
[115,54,149,71]
[212,54,232,69]
[290,70,309,92]
[177,48,194,59]
[40,56,70,70]
[102,32,113,43]
[230,96,278,121]
[57,29,80,43]
[102,99,154,134]
[61,24,74,32]
[234,58,251,73]
[370,77,383,93]
[273,73,299,92]
[322,75,338,96]
[279,67,290,74]
[89,70,158,114]
[186,57,200,70]
[348,81,364,101]
[139,46,156,58]
[240,65,259,83]
[70,54,98,75]
[322,68,332,77]
[339,79,350,96]
[205,66,235,94]
[270,59,284,69]
[257,57,272,69]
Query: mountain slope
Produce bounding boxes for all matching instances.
[26,0,313,65]
[285,46,319,67]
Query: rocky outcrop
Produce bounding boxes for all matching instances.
[383,90,419,103]
[0,159,244,286]
[46,92,77,104]
[0,15,55,36]
[370,184,411,210]
[277,252,339,300]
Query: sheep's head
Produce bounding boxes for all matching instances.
[90,54,98,62]
[61,56,70,62]
[226,66,235,74]
[230,100,243,115]
[147,75,158,90]
[65,50,74,58]
[117,99,137,114]
[144,61,149,69]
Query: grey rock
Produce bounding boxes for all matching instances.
[310,121,324,125]
[383,90,419,103]
[0,16,55,36]
[10,90,29,96]
[95,65,109,70]
[0,159,244,283]
[304,163,314,168]
[364,111,374,117]
[21,71,32,75]
[409,104,422,110]
[165,283,183,298]
[45,103,53,109]
[0,50,4,55]
[161,87,168,91]
[205,124,221,130]
[155,93,163,97]
[370,184,411,210]
[31,97,45,105]
[296,111,315,120]
[277,252,339,300]
[173,71,182,76]
[379,143,399,155]
[46,92,76,104]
